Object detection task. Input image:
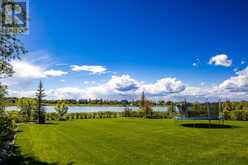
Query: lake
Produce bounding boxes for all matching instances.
[6,106,168,113]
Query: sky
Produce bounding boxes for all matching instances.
[2,0,248,101]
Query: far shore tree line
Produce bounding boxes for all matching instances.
[3,97,171,106]
[4,96,248,110]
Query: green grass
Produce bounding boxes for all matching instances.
[15,119,248,165]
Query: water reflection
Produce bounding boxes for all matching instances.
[6,106,167,112]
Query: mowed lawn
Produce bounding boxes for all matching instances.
[15,119,248,165]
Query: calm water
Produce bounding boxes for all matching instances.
[6,106,167,113]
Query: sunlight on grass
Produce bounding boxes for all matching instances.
[15,119,248,165]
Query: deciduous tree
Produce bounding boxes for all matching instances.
[55,101,68,121]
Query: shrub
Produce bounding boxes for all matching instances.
[17,98,36,122]
[8,111,26,123]
[224,110,230,120]
[0,111,16,137]
[224,110,248,121]
[230,110,242,120]
[55,102,68,121]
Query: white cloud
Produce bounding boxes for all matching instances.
[0,59,68,88]
[83,81,89,85]
[71,65,107,74]
[42,71,248,101]
[84,81,97,85]
[44,69,68,77]
[141,78,186,96]
[8,90,35,98]
[171,66,248,101]
[47,88,87,100]
[6,75,187,100]
[209,54,232,67]
[10,60,46,79]
[219,66,248,92]
[106,75,140,92]
[11,60,67,79]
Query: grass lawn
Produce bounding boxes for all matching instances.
[14,119,248,165]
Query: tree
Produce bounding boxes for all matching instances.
[139,92,153,118]
[223,101,234,111]
[35,81,46,124]
[17,98,36,121]
[0,85,7,111]
[55,101,68,121]
[0,33,27,78]
[0,32,26,110]
[140,91,145,109]
[144,101,153,118]
[0,24,27,160]
[167,101,176,118]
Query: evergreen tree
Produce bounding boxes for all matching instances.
[140,91,145,109]
[35,81,46,124]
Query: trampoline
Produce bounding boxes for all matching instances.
[175,100,224,125]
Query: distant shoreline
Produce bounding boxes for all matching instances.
[6,104,141,107]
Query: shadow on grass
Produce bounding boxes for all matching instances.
[16,130,24,133]
[38,122,58,125]
[181,123,240,129]
[6,146,75,165]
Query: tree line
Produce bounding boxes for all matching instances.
[4,97,168,106]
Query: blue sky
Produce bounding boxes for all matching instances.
[3,0,248,101]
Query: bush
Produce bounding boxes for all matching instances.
[55,102,68,121]
[224,110,248,121]
[8,111,26,123]
[224,110,230,120]
[44,111,171,121]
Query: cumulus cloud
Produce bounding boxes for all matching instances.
[44,69,68,77]
[11,60,68,79]
[11,60,46,79]
[50,76,185,100]
[48,88,87,100]
[6,75,187,100]
[219,66,248,92]
[106,75,140,92]
[141,78,186,96]
[209,54,232,67]
[172,66,248,101]
[0,59,68,88]
[71,65,107,74]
